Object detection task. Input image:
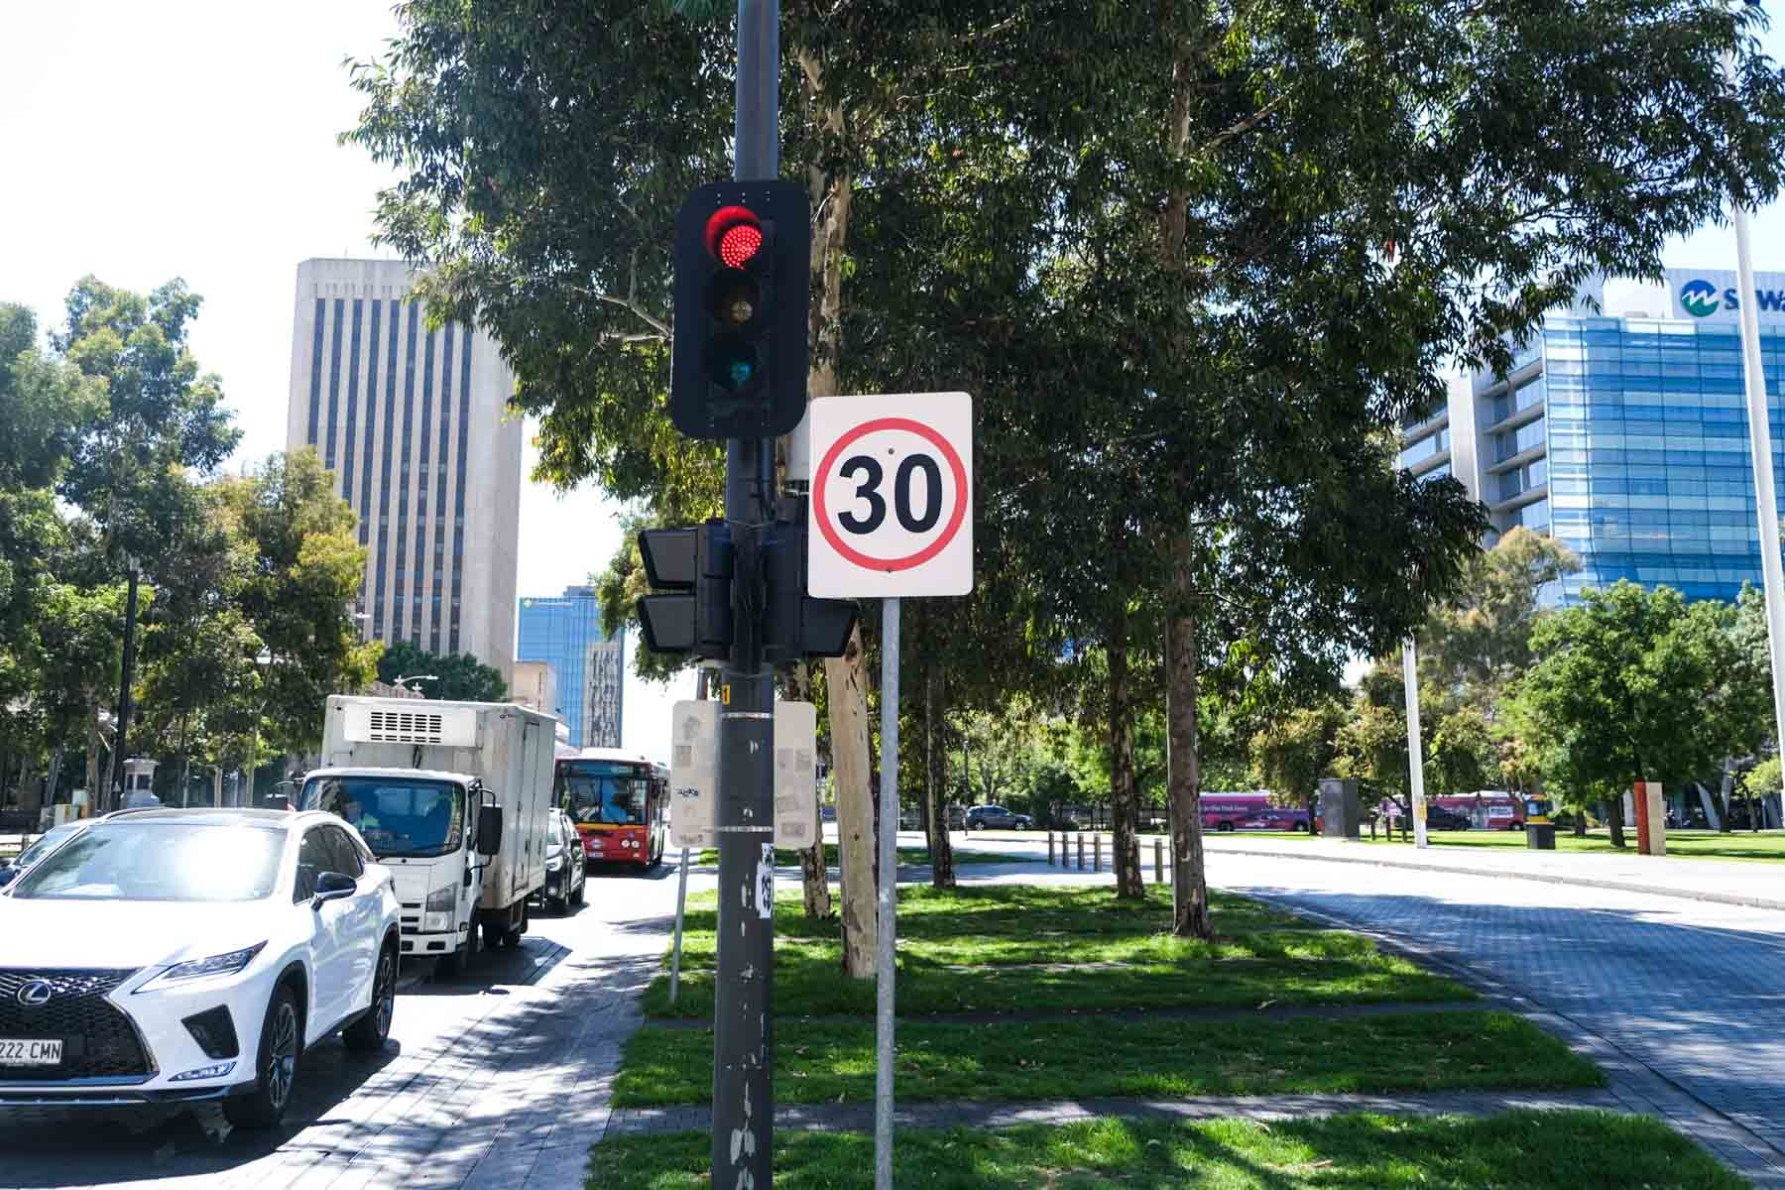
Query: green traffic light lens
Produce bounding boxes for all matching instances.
[705,336,760,393]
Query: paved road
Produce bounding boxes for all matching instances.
[0,866,682,1190]
[1204,853,1785,1160]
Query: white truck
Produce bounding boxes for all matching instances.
[300,696,558,973]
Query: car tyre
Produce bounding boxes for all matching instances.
[225,981,302,1130]
[344,945,396,1053]
[570,872,586,906]
[1014,821,1030,831]
[1218,821,1235,833]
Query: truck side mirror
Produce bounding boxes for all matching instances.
[477,804,503,857]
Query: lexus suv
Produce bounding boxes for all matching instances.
[964,805,1032,831]
[0,808,400,1128]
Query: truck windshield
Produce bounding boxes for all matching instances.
[303,776,464,858]
[557,760,651,826]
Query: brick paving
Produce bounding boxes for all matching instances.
[1208,851,1785,1186]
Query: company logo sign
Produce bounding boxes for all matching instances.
[16,981,53,1008]
[1668,269,1785,323]
[1679,279,1722,318]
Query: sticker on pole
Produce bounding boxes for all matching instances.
[807,392,973,598]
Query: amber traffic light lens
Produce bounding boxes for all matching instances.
[708,270,761,328]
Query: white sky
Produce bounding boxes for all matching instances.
[3,1,1784,748]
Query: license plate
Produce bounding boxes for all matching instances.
[0,1039,62,1067]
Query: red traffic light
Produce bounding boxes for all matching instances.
[705,206,764,268]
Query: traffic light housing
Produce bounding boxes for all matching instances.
[763,509,857,663]
[637,523,733,660]
[635,513,856,662]
[670,181,810,440]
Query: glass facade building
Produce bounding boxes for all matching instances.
[516,586,625,749]
[1401,285,1785,605]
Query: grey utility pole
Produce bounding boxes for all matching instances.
[711,0,781,1186]
[875,597,901,1188]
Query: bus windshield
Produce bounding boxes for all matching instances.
[558,760,652,826]
[302,775,464,858]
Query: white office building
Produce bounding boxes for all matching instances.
[285,258,522,678]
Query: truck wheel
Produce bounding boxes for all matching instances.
[482,920,507,950]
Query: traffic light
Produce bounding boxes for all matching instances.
[635,516,856,662]
[637,523,733,659]
[670,181,810,440]
[763,511,858,663]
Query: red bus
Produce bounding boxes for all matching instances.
[555,748,669,870]
[1201,791,1310,833]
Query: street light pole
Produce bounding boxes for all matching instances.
[1401,639,1430,849]
[1727,41,1785,819]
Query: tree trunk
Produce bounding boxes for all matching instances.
[45,746,65,812]
[1572,812,1587,838]
[85,702,103,807]
[801,47,873,976]
[1606,795,1627,849]
[1717,768,1735,834]
[1107,605,1144,898]
[826,637,876,977]
[925,663,955,890]
[1165,541,1212,939]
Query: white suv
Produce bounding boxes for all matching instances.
[0,808,400,1128]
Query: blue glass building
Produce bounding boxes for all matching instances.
[516,586,625,748]
[1400,271,1785,604]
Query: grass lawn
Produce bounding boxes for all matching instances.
[589,1110,1731,1189]
[613,1010,1600,1106]
[645,884,1470,1019]
[695,843,1006,866]
[1330,827,1785,863]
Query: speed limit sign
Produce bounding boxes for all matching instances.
[807,392,973,598]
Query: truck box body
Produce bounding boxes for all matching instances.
[308,697,558,959]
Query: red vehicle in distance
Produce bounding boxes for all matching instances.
[1200,792,1310,833]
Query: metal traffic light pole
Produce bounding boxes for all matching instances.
[712,0,780,1185]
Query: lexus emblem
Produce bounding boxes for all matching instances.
[16,981,52,1008]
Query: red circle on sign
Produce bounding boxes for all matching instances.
[813,417,968,572]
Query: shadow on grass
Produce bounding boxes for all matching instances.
[589,1110,1738,1189]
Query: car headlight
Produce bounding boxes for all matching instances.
[135,943,266,993]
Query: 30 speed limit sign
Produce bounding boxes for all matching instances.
[807,392,973,598]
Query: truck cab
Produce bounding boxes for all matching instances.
[300,767,501,967]
[303,696,556,974]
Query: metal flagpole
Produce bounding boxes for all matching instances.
[875,597,901,1189]
[1402,640,1429,849]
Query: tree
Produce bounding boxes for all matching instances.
[346,0,1785,949]
[377,640,507,702]
[1250,699,1345,814]
[1418,528,1581,700]
[215,451,380,764]
[1513,582,1736,848]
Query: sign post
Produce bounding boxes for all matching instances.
[807,392,973,1188]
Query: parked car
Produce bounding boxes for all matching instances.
[1424,804,1473,831]
[965,805,1032,831]
[540,809,586,914]
[0,807,400,1128]
[0,820,93,890]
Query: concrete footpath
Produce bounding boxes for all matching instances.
[1202,834,1785,912]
